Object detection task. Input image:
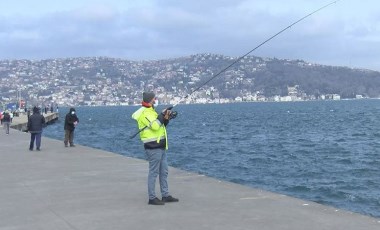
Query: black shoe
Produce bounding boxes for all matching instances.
[162,195,179,203]
[36,148,41,151]
[70,144,75,147]
[65,144,68,147]
[29,148,33,151]
[148,197,165,205]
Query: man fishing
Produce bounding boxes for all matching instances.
[130,0,339,205]
[132,92,178,205]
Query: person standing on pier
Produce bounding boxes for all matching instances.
[0,111,3,125]
[27,107,46,151]
[9,111,13,123]
[64,108,79,147]
[2,110,11,135]
[132,92,179,205]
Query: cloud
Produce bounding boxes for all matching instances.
[0,0,379,71]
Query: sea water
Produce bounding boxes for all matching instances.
[43,100,380,218]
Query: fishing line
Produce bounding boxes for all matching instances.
[173,0,340,107]
[130,0,340,139]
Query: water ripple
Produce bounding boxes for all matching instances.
[43,100,380,218]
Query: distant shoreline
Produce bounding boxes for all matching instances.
[62,97,380,107]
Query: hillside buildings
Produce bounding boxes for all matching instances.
[1,54,363,109]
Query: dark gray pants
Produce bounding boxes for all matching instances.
[3,122,10,134]
[30,132,42,150]
[64,129,75,146]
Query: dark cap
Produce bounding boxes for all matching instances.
[143,92,155,103]
[33,106,39,113]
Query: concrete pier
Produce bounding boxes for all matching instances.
[0,129,379,229]
[10,112,59,132]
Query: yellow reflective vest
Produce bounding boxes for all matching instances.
[132,106,168,149]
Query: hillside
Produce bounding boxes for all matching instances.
[1,54,380,106]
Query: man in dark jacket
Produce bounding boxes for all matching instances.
[64,107,79,147]
[2,110,11,135]
[27,107,46,151]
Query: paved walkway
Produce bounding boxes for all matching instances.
[0,129,379,230]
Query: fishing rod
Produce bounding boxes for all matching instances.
[130,126,148,139]
[172,0,340,107]
[130,0,340,139]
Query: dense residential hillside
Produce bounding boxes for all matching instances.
[1,54,380,107]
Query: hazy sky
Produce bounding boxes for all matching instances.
[1,0,379,71]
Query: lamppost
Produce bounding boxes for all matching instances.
[16,89,25,113]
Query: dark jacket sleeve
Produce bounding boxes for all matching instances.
[27,118,31,130]
[64,114,78,130]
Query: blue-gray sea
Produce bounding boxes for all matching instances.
[43,100,380,218]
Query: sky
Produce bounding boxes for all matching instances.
[1,0,379,71]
